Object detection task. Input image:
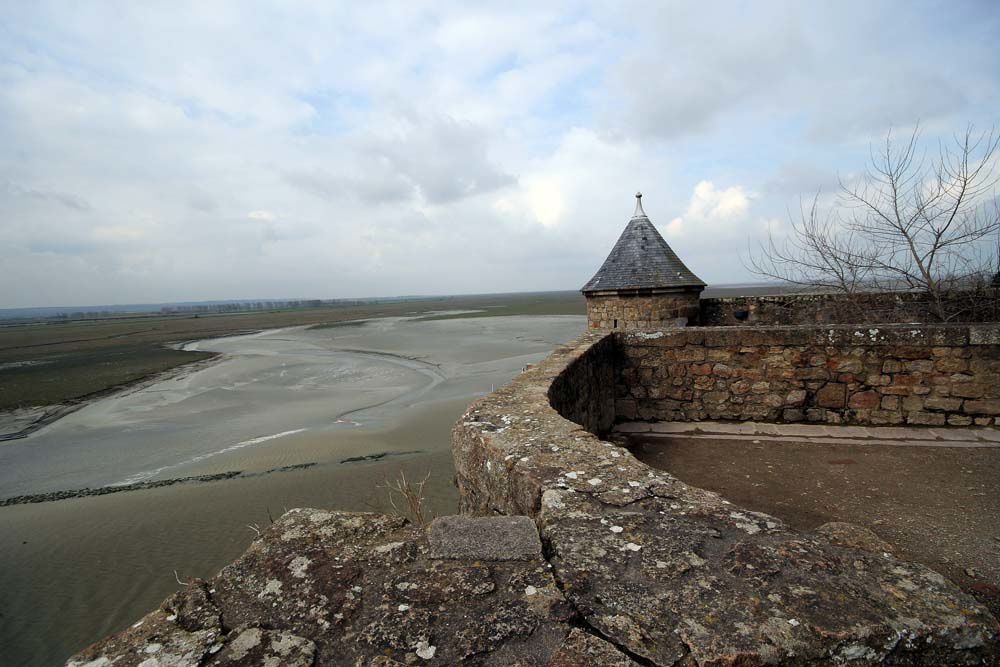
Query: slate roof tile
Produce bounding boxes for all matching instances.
[582,194,705,293]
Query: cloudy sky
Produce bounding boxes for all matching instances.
[2,1,998,307]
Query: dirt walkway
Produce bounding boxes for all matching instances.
[626,430,1000,617]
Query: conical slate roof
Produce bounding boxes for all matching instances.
[581,193,705,293]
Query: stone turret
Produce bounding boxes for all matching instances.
[582,192,705,329]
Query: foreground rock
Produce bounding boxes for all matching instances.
[68,509,636,666]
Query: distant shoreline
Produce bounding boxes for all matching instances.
[0,351,224,442]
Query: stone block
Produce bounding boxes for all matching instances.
[666,363,687,377]
[923,396,962,412]
[693,375,714,390]
[830,358,864,373]
[782,408,805,422]
[963,399,1000,416]
[935,357,967,373]
[785,389,808,406]
[882,359,903,373]
[869,410,905,425]
[712,363,734,377]
[893,345,932,360]
[806,407,827,422]
[952,383,986,399]
[947,414,973,426]
[906,411,946,426]
[428,515,542,561]
[795,367,830,381]
[761,393,785,408]
[815,382,847,408]
[865,373,891,386]
[901,396,925,412]
[665,387,693,401]
[702,390,730,404]
[969,325,1000,345]
[675,346,706,362]
[848,390,880,409]
[880,395,900,410]
[904,359,935,374]
[970,361,1000,380]
[891,374,921,386]
[706,349,732,362]
[729,380,751,395]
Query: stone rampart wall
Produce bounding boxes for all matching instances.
[546,333,617,435]
[451,332,998,664]
[617,324,1000,427]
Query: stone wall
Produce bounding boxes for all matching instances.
[617,324,1000,426]
[546,333,617,435]
[585,291,700,330]
[701,289,1000,326]
[451,333,998,664]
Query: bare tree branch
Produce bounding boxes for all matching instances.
[746,125,1000,321]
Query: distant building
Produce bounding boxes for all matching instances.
[582,192,704,329]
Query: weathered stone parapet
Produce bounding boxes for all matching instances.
[68,508,639,666]
[452,332,998,665]
[701,290,1000,326]
[617,323,1000,426]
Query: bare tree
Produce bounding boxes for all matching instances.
[748,125,1000,321]
[747,192,878,293]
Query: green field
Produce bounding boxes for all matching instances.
[0,291,585,412]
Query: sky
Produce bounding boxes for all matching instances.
[1,1,998,308]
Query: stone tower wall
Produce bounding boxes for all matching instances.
[586,291,701,330]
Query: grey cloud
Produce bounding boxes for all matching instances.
[28,240,97,255]
[363,112,516,204]
[803,71,970,143]
[763,162,840,196]
[187,190,219,213]
[6,181,91,212]
[281,164,414,206]
[609,7,810,140]
[284,113,515,207]
[607,3,994,145]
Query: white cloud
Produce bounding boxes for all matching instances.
[667,181,752,236]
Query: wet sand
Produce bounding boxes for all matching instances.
[0,314,584,667]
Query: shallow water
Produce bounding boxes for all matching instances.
[0,314,584,667]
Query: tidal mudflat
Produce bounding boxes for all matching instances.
[0,313,584,667]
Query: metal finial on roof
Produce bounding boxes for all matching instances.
[633,191,646,218]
